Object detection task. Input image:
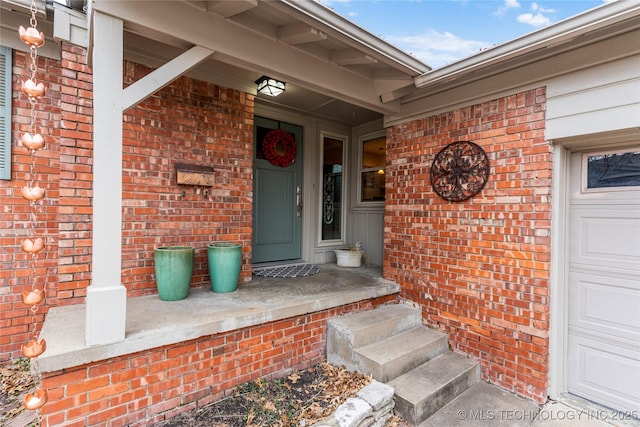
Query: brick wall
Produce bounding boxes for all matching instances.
[57,44,93,303]
[385,88,551,403]
[120,62,254,297]
[1,43,255,362]
[40,297,394,427]
[0,49,62,362]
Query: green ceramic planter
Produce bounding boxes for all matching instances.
[207,243,241,293]
[153,246,194,301]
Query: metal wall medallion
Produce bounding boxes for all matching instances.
[430,141,490,202]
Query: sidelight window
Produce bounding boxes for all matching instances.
[320,133,346,242]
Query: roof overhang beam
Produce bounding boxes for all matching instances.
[121,45,214,111]
[91,0,401,114]
[278,22,327,45]
[206,0,257,18]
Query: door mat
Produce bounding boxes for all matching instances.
[253,264,320,278]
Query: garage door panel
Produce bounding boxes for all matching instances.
[568,335,640,413]
[569,273,640,341]
[570,209,640,272]
[568,148,640,414]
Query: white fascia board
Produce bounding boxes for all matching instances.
[414,0,640,89]
[279,0,430,75]
[53,2,87,47]
[387,27,640,127]
[1,0,45,17]
[0,6,59,59]
[91,0,399,114]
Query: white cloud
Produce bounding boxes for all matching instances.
[496,0,521,16]
[517,12,551,27]
[386,30,491,69]
[531,2,555,13]
[516,2,558,28]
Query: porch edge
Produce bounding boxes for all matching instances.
[39,265,399,373]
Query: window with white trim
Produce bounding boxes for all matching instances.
[584,148,640,191]
[360,133,386,203]
[320,133,346,242]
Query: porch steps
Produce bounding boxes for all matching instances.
[326,304,480,426]
[355,327,448,383]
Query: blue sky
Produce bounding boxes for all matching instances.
[319,0,615,68]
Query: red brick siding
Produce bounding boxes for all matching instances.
[385,88,551,403]
[40,297,395,427]
[1,43,254,361]
[120,62,254,297]
[57,44,93,304]
[1,49,62,361]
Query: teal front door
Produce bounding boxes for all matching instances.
[252,117,303,263]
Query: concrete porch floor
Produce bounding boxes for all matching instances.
[35,264,639,427]
[39,264,399,373]
[422,382,640,427]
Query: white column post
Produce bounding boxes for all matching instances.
[85,11,127,345]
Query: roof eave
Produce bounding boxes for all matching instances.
[279,0,431,76]
[414,0,640,89]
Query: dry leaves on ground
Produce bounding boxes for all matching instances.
[154,362,404,427]
[1,360,406,427]
[0,359,38,426]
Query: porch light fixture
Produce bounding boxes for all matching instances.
[255,76,286,97]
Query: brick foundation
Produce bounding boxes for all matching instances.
[385,89,551,403]
[40,297,395,427]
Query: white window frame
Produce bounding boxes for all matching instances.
[357,130,386,207]
[318,131,348,245]
[581,147,640,193]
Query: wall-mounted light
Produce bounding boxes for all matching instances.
[255,76,286,97]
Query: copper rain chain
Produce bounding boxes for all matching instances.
[17,0,49,410]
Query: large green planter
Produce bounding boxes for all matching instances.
[153,246,194,301]
[207,243,242,293]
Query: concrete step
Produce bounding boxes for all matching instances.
[388,352,480,425]
[327,304,422,371]
[418,382,539,427]
[355,327,448,382]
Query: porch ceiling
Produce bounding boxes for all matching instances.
[91,0,431,127]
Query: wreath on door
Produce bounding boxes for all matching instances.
[262,129,297,167]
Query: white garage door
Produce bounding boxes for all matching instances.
[568,148,640,414]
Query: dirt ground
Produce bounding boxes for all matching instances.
[1,360,406,427]
[153,362,377,427]
[1,359,39,427]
